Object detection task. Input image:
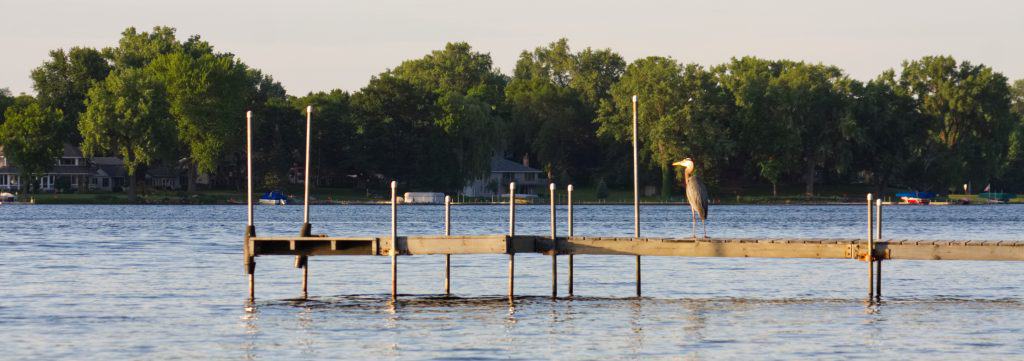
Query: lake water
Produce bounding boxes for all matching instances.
[1,204,1023,359]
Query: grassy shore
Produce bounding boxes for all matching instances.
[15,184,1022,205]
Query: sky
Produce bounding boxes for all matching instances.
[1,0,1022,96]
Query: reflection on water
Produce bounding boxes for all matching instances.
[0,204,1022,358]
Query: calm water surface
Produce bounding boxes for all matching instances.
[1,204,1023,359]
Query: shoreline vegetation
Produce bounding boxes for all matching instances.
[2,26,1023,202]
[17,187,1022,205]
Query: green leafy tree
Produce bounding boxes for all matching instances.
[30,47,111,142]
[0,88,14,124]
[149,35,255,192]
[80,68,175,200]
[506,39,625,184]
[898,56,1015,191]
[104,26,180,70]
[0,100,64,193]
[293,90,357,188]
[768,63,857,196]
[597,56,687,197]
[999,79,1024,191]
[716,57,800,192]
[389,42,507,186]
[850,70,928,193]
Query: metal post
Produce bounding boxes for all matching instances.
[567,184,574,297]
[297,106,312,298]
[391,181,398,300]
[867,193,874,302]
[632,95,641,298]
[508,182,516,302]
[245,110,255,301]
[550,183,557,299]
[444,195,451,296]
[302,105,312,225]
[875,198,883,301]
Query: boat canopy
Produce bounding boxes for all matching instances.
[260,191,288,201]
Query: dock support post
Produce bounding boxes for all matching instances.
[391,181,398,300]
[875,198,883,302]
[567,184,574,297]
[632,95,641,298]
[444,195,451,296]
[550,183,557,299]
[508,182,516,303]
[867,193,874,302]
[297,106,312,299]
[244,110,256,301]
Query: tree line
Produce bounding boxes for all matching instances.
[2,27,1023,197]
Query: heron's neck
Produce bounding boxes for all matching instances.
[685,166,695,178]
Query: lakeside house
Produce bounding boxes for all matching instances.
[461,156,546,197]
[0,144,130,192]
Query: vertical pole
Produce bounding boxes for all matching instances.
[444,195,451,296]
[550,183,557,299]
[508,182,516,302]
[567,184,574,297]
[245,110,255,301]
[302,105,312,225]
[298,106,312,299]
[391,180,398,300]
[632,95,641,298]
[867,193,874,302]
[875,198,883,301]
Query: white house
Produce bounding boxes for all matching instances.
[461,156,546,197]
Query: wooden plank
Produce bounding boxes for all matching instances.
[250,234,1024,261]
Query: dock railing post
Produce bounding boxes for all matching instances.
[567,184,574,297]
[632,94,641,298]
[444,195,451,296]
[875,198,883,302]
[550,183,557,299]
[391,180,398,300]
[508,182,516,302]
[298,105,312,299]
[867,193,874,302]
[244,110,256,301]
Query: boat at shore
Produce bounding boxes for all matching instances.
[258,191,288,205]
[895,191,936,205]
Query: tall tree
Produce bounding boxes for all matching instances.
[0,100,64,193]
[999,79,1024,191]
[30,47,111,142]
[293,89,357,188]
[389,42,506,186]
[768,63,857,195]
[899,56,1015,191]
[103,26,180,70]
[149,35,255,191]
[850,70,928,193]
[0,88,14,124]
[596,56,687,197]
[79,68,174,200]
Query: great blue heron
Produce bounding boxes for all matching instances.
[673,158,709,239]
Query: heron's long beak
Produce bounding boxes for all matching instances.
[671,161,686,167]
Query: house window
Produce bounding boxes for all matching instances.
[0,175,6,186]
[102,178,110,188]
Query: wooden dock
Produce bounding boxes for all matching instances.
[239,108,1023,303]
[249,235,1024,261]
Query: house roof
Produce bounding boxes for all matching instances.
[490,156,542,173]
[62,144,84,158]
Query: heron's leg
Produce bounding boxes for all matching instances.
[702,218,707,239]
[691,208,697,239]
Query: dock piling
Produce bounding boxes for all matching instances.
[567,184,574,297]
[391,180,398,300]
[444,195,451,296]
[632,94,641,298]
[508,182,516,302]
[875,198,883,301]
[244,110,256,301]
[297,106,312,298]
[867,193,874,302]
[550,183,557,299]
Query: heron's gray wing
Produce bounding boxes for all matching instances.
[687,175,709,220]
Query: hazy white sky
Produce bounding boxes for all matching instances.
[2,0,1022,96]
